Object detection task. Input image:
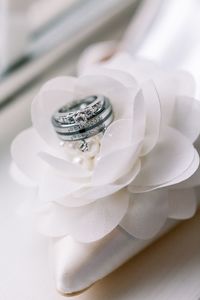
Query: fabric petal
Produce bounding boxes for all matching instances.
[31,76,76,148]
[171,161,200,189]
[11,127,47,183]
[103,52,158,83]
[100,119,133,157]
[78,40,117,74]
[74,74,134,120]
[93,143,141,186]
[39,76,76,93]
[153,71,195,124]
[120,190,168,239]
[99,90,145,155]
[57,160,141,207]
[133,149,199,193]
[165,150,199,189]
[37,189,129,242]
[79,66,138,89]
[105,53,195,123]
[38,152,91,179]
[129,127,197,192]
[140,81,161,155]
[103,52,195,97]
[132,89,146,143]
[168,189,197,219]
[171,96,200,143]
[38,167,82,202]
[17,194,46,217]
[10,162,37,187]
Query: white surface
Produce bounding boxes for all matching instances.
[0,1,200,297]
[0,151,200,299]
[77,211,200,300]
[0,154,62,300]
[52,220,177,295]
[0,80,200,299]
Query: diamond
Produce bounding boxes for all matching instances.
[74,111,87,126]
[67,112,75,124]
[85,107,94,118]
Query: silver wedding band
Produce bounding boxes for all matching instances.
[52,95,114,141]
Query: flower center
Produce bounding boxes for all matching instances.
[60,133,103,171]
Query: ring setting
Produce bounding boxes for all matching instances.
[52,95,114,153]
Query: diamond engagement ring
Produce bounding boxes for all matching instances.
[52,95,114,152]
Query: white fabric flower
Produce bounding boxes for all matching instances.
[11,48,200,243]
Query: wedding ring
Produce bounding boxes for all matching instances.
[52,95,114,150]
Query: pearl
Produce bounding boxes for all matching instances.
[87,138,100,157]
[59,133,102,171]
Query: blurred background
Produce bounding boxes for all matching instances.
[0,1,142,299]
[0,0,200,299]
[0,0,143,142]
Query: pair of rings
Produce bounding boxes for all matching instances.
[52,95,114,151]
